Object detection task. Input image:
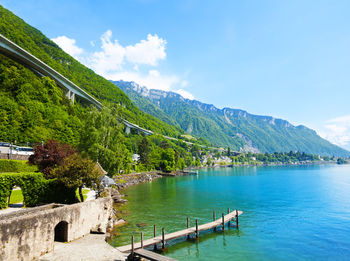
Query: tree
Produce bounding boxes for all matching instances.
[53,153,102,202]
[160,148,175,172]
[207,157,212,166]
[79,105,130,176]
[138,137,150,166]
[160,140,170,149]
[29,140,76,178]
[227,147,231,157]
[337,158,347,164]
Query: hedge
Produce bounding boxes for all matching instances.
[0,159,38,173]
[0,172,77,209]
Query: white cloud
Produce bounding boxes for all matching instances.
[125,34,166,65]
[319,115,350,150]
[85,30,166,76]
[89,30,126,75]
[51,36,83,59]
[175,89,195,100]
[52,30,194,100]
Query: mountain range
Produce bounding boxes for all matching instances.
[113,80,350,157]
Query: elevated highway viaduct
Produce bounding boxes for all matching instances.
[0,33,102,109]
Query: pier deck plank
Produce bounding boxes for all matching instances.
[117,210,243,253]
[133,249,177,261]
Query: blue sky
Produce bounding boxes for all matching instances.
[1,0,350,150]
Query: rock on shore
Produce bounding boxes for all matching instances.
[114,171,162,190]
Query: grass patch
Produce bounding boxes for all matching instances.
[9,189,24,204]
[75,188,90,202]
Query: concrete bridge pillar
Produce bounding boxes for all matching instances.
[65,90,75,104]
[125,126,131,134]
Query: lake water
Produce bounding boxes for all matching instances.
[110,164,350,260]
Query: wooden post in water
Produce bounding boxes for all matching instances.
[236,209,239,228]
[195,219,199,238]
[228,208,230,227]
[213,211,216,231]
[187,217,190,239]
[153,225,157,250]
[162,228,165,249]
[141,232,143,248]
[222,213,225,231]
[131,235,134,259]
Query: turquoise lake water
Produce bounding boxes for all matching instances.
[110,164,350,260]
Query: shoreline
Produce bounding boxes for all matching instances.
[113,160,340,191]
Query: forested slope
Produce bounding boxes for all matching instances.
[0,5,183,137]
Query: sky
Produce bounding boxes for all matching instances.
[1,0,350,150]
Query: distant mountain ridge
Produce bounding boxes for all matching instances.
[113,80,350,157]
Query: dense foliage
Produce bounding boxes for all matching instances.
[53,153,102,202]
[0,159,37,173]
[0,54,86,145]
[116,81,350,157]
[231,151,321,165]
[79,106,132,175]
[29,140,76,177]
[78,105,205,174]
[0,172,76,209]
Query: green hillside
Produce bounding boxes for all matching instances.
[0,5,183,138]
[0,53,85,145]
[115,80,350,157]
[0,5,216,175]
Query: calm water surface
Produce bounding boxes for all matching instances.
[110,165,350,260]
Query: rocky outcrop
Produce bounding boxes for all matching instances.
[114,171,162,190]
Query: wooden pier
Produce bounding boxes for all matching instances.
[132,249,177,261]
[118,209,243,260]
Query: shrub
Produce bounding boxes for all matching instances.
[0,159,37,173]
[0,172,77,209]
[28,140,76,178]
[52,154,102,202]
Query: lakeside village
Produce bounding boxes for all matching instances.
[0,136,348,260]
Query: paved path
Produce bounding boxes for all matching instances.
[39,234,126,261]
[0,204,25,215]
[86,190,96,201]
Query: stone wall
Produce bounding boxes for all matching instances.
[0,197,114,261]
[0,153,29,160]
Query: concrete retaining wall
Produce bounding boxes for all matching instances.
[0,153,29,160]
[0,197,113,261]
